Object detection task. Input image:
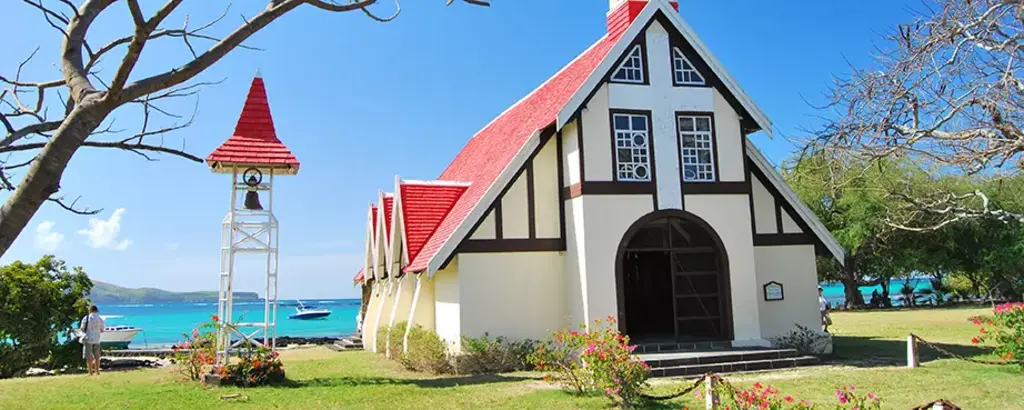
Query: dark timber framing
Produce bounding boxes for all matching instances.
[614,209,734,341]
[748,161,819,249]
[456,125,566,255]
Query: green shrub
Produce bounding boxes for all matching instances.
[455,333,536,374]
[43,340,85,373]
[386,322,408,359]
[399,325,451,374]
[375,325,390,354]
[972,302,1024,371]
[529,316,651,408]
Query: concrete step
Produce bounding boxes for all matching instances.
[649,355,820,378]
[632,340,733,354]
[638,348,800,369]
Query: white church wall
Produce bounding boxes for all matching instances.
[433,261,462,351]
[578,195,654,327]
[685,194,765,345]
[581,84,614,181]
[534,137,562,238]
[564,197,589,329]
[754,244,820,339]
[751,176,778,234]
[457,252,565,343]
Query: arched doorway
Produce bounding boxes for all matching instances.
[615,210,732,342]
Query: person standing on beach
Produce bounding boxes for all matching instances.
[79,305,105,376]
[818,287,832,333]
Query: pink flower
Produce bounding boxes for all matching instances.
[784,396,793,403]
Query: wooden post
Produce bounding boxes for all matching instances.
[907,334,919,369]
[704,375,719,410]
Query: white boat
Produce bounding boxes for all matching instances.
[74,315,143,348]
[288,300,331,320]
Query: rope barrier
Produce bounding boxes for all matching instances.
[639,373,713,401]
[911,333,1020,366]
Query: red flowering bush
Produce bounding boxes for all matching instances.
[215,343,285,387]
[173,316,218,381]
[529,316,651,408]
[705,381,882,410]
[971,302,1024,371]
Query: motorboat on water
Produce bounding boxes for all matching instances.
[288,301,331,320]
[74,315,143,349]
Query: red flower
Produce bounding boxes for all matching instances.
[784,396,794,403]
[971,337,981,344]
[212,315,220,322]
[972,317,982,325]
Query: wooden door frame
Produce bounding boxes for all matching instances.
[614,209,734,341]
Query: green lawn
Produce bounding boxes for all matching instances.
[0,307,1021,409]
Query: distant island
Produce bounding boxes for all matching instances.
[89,280,260,304]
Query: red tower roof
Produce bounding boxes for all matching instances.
[207,75,300,174]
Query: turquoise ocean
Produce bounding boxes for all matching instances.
[97,299,361,348]
[97,279,930,349]
[820,277,937,308]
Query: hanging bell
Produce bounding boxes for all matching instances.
[243,174,263,210]
[244,190,263,210]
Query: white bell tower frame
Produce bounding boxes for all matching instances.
[216,167,279,364]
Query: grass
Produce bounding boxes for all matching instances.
[0,307,1021,409]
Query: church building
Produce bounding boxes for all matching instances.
[353,0,844,353]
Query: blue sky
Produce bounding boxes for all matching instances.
[1,0,918,299]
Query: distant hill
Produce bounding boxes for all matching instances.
[89,280,260,304]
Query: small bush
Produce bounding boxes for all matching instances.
[972,302,1024,371]
[214,343,285,387]
[173,317,218,381]
[529,316,651,408]
[770,324,832,355]
[708,381,883,409]
[399,326,452,374]
[43,340,85,372]
[455,333,537,374]
[386,322,408,359]
[375,325,390,354]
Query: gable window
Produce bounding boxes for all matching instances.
[613,112,651,182]
[611,45,645,84]
[672,47,705,86]
[678,114,715,182]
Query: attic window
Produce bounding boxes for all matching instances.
[611,45,645,84]
[613,112,651,182]
[672,48,704,85]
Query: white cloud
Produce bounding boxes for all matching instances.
[34,221,64,252]
[78,208,132,250]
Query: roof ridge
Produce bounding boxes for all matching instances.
[400,180,472,187]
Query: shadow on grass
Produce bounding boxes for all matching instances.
[827,335,994,367]
[274,373,535,389]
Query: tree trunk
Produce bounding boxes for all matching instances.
[0,103,107,257]
[881,281,892,308]
[357,282,371,336]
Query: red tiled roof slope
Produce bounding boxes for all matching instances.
[207,76,300,170]
[371,205,378,242]
[354,268,364,283]
[382,196,395,242]
[399,183,469,270]
[405,26,629,273]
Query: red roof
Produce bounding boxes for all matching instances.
[399,182,469,270]
[354,268,364,283]
[207,76,300,172]
[382,195,394,243]
[370,205,378,243]
[402,17,630,273]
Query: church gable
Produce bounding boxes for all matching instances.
[458,128,565,255]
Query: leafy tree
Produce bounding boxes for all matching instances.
[785,152,928,307]
[0,0,489,259]
[0,255,92,378]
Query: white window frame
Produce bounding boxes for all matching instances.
[611,45,645,84]
[672,47,705,86]
[678,114,716,182]
[612,112,652,182]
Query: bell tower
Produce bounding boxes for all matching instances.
[206,72,300,364]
